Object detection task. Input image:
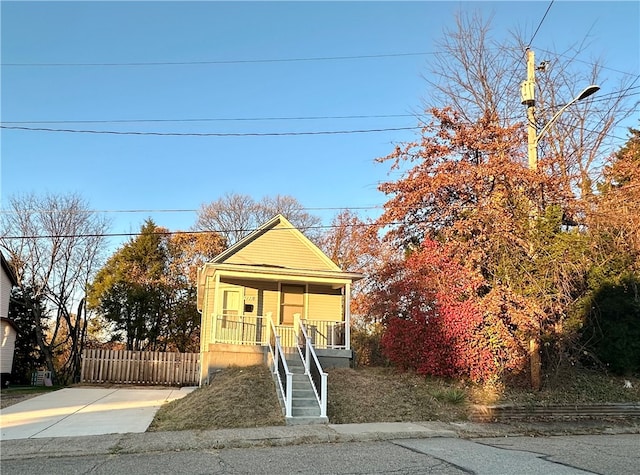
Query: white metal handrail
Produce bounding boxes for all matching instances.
[267,314,293,418]
[297,320,328,418]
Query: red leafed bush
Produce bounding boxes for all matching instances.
[380,240,526,383]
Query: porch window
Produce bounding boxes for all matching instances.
[280,284,304,325]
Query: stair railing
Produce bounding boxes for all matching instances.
[267,313,293,417]
[296,319,328,418]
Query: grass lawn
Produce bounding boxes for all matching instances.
[148,364,640,431]
[148,365,285,432]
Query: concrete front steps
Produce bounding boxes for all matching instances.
[283,350,328,426]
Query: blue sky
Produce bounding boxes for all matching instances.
[2,1,639,250]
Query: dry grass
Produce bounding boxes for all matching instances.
[327,367,470,424]
[148,365,285,431]
[6,364,637,431]
[496,369,640,407]
[148,365,640,431]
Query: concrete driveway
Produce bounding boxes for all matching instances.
[0,386,195,440]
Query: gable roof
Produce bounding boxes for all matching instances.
[212,214,341,273]
[196,215,362,311]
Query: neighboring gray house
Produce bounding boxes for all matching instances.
[1,253,18,387]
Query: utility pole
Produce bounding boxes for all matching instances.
[520,48,542,391]
[520,50,599,392]
[521,49,537,171]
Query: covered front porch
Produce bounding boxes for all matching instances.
[202,312,353,377]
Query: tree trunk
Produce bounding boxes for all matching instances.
[29,298,57,383]
[529,337,541,391]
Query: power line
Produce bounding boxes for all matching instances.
[0,205,385,216]
[1,113,418,126]
[1,52,433,67]
[527,0,555,48]
[0,221,401,241]
[5,45,637,80]
[1,88,635,129]
[0,125,421,137]
[535,47,640,77]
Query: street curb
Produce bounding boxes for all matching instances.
[2,419,639,460]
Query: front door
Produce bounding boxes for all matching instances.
[280,284,305,325]
[221,289,241,326]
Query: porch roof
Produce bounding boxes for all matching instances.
[196,262,362,311]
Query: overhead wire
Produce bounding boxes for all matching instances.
[0,113,418,125]
[1,86,636,138]
[0,220,405,241]
[0,125,421,137]
[527,0,555,49]
[1,52,434,67]
[0,205,385,216]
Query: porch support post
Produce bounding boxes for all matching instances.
[344,282,351,351]
[212,272,221,344]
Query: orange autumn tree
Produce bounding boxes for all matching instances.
[370,108,575,385]
[589,127,640,266]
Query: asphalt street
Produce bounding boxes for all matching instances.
[2,435,639,474]
[2,388,639,474]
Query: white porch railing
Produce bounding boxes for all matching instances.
[303,319,346,349]
[212,315,301,348]
[210,313,329,420]
[212,314,346,350]
[296,318,328,418]
[266,314,293,418]
[213,315,267,345]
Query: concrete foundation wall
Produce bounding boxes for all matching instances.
[201,344,268,385]
[316,348,353,369]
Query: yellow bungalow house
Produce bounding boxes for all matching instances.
[196,214,362,423]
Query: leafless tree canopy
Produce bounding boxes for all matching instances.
[420,11,637,204]
[195,192,322,246]
[0,192,110,383]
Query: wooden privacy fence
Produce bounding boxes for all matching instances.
[81,349,200,386]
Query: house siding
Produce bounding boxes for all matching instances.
[225,223,331,271]
[1,268,12,319]
[207,278,344,325]
[1,321,17,373]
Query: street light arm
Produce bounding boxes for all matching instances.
[535,84,600,144]
[536,100,576,143]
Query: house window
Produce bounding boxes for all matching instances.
[280,285,305,325]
